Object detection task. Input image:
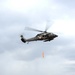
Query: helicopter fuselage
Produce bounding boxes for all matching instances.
[35,32,58,41]
[20,32,58,43]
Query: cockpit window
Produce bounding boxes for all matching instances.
[36,34,40,37]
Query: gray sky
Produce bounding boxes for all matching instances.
[0,0,75,75]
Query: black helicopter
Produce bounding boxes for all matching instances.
[20,27,58,43]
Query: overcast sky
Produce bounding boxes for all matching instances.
[0,0,75,75]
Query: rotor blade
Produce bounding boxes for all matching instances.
[45,20,53,32]
[25,27,44,32]
[45,25,50,32]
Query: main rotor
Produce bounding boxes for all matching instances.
[25,25,50,33]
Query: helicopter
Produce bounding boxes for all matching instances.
[20,27,58,43]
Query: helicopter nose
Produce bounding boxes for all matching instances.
[54,34,58,37]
